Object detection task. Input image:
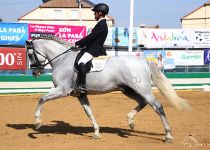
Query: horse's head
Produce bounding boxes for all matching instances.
[26,40,47,77]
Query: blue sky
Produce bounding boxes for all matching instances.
[0,0,208,28]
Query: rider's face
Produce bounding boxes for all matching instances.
[94,11,99,20]
[94,11,103,21]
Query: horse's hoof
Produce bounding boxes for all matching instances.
[129,122,135,130]
[35,123,42,130]
[164,137,174,143]
[92,134,101,140]
[128,118,135,130]
[35,118,42,130]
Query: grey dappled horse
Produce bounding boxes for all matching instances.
[26,35,190,142]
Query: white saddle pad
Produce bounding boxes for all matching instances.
[90,56,109,72]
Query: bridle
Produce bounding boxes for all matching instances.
[26,40,72,70]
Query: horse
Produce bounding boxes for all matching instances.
[26,35,190,142]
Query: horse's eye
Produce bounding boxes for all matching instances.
[28,54,33,59]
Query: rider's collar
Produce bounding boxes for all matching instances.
[97,18,106,24]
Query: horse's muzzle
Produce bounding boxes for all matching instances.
[32,68,45,78]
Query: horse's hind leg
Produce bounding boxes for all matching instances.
[122,86,147,130]
[144,94,173,143]
[78,94,100,139]
[35,87,67,130]
[127,103,147,130]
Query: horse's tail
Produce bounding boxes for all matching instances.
[149,62,190,110]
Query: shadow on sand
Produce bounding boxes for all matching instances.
[7,120,165,141]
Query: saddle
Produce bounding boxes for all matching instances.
[74,51,109,73]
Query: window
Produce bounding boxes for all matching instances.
[54,10,62,19]
[71,10,79,19]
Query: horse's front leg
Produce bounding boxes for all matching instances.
[78,94,100,139]
[35,87,67,130]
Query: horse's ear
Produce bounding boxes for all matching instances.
[26,40,33,48]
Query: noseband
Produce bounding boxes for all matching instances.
[26,41,46,70]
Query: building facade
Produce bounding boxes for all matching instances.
[181,1,210,29]
[18,0,114,28]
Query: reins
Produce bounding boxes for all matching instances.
[42,47,72,67]
[27,40,73,69]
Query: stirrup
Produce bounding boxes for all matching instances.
[77,87,87,94]
[70,87,87,97]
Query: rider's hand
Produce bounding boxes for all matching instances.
[75,41,79,46]
[74,42,80,48]
[72,43,77,48]
[71,43,80,51]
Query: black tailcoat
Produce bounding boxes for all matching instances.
[75,19,108,57]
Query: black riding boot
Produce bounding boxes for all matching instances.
[76,63,87,94]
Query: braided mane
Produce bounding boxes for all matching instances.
[33,34,73,48]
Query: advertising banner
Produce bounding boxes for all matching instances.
[0,47,26,70]
[28,23,86,44]
[144,50,175,70]
[204,49,210,64]
[0,23,28,45]
[168,50,204,66]
[194,30,210,48]
[143,29,194,48]
[112,27,138,47]
[137,29,146,46]
[104,27,113,46]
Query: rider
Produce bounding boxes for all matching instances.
[74,3,109,94]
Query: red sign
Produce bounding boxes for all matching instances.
[0,47,26,70]
[28,23,87,44]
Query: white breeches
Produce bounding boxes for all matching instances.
[78,52,93,65]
